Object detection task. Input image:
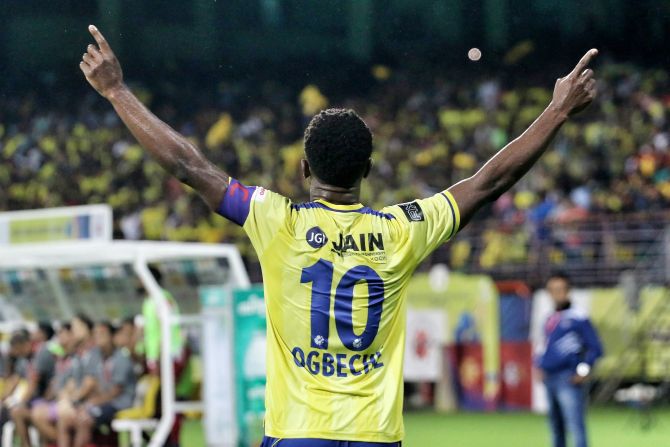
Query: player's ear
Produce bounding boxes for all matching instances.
[301,159,311,180]
[362,158,373,179]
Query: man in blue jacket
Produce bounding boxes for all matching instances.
[537,272,603,447]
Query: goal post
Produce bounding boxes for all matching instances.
[0,239,250,447]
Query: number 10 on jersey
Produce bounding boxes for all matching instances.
[301,259,385,352]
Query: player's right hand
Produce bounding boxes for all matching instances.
[550,49,598,117]
[80,25,124,99]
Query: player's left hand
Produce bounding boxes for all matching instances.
[550,48,599,117]
[80,25,124,99]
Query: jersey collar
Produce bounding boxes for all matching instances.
[313,199,365,211]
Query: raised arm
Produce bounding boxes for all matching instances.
[448,49,598,229]
[79,25,228,210]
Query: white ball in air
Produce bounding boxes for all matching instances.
[468,48,482,61]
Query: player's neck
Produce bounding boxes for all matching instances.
[309,179,361,205]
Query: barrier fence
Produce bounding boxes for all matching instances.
[437,211,670,287]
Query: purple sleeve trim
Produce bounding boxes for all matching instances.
[216,179,257,226]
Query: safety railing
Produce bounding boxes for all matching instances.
[434,211,670,287]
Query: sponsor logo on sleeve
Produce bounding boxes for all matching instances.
[399,201,425,222]
[254,187,267,203]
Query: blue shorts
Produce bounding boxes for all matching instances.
[260,437,401,447]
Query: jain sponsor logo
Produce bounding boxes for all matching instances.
[331,232,384,254]
[306,226,328,249]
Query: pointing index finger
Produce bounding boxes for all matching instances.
[569,49,598,78]
[88,25,112,55]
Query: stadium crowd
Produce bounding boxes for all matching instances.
[1,63,669,268]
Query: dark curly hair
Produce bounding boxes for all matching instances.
[304,108,373,188]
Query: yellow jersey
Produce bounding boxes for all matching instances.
[217,179,460,442]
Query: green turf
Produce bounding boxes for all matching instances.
[182,407,670,447]
[403,408,670,447]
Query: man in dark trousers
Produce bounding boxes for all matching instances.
[537,272,603,447]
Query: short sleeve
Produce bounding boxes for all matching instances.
[15,358,29,378]
[35,348,55,375]
[112,353,132,386]
[83,349,102,378]
[68,357,83,384]
[216,178,292,257]
[54,359,71,390]
[384,190,460,263]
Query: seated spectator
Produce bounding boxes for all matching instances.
[56,314,101,444]
[30,323,76,445]
[58,322,136,447]
[114,316,144,376]
[10,322,58,447]
[67,314,100,403]
[0,330,32,428]
[115,317,137,353]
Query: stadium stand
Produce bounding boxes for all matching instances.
[2,2,669,446]
[1,63,668,285]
